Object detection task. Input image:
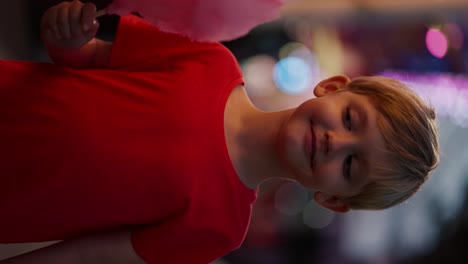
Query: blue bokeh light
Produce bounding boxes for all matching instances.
[273,57,312,95]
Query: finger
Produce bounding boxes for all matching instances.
[56,3,71,39]
[68,0,84,37]
[84,19,99,40]
[81,2,97,32]
[44,28,55,44]
[46,6,62,40]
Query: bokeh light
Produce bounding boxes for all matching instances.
[290,46,320,78]
[425,28,448,59]
[241,55,277,97]
[278,42,306,59]
[273,56,313,94]
[274,182,309,215]
[444,22,464,50]
[302,199,335,229]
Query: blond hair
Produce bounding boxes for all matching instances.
[339,76,439,210]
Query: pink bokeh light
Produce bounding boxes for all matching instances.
[425,28,448,59]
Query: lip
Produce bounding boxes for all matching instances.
[310,123,316,167]
[305,121,317,168]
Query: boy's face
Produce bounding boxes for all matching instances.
[278,76,389,212]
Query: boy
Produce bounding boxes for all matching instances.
[0,1,439,263]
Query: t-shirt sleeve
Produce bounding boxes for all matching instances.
[108,15,212,71]
[131,215,240,264]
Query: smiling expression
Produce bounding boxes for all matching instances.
[278,88,389,198]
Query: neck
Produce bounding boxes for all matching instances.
[224,86,296,189]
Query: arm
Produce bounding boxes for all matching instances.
[1,229,146,264]
[41,0,112,68]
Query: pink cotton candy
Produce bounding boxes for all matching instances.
[105,0,286,42]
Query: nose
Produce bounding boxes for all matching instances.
[325,131,356,157]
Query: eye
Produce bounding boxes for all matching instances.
[344,107,352,131]
[343,155,352,180]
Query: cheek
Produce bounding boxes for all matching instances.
[313,161,342,186]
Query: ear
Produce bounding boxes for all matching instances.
[313,191,350,213]
[313,75,351,97]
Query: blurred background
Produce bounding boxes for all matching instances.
[1,0,468,263]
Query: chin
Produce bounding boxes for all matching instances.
[290,168,314,189]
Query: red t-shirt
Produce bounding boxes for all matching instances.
[0,16,257,263]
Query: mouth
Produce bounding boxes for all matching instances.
[310,122,316,168]
[305,121,316,169]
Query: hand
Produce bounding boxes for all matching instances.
[41,0,99,49]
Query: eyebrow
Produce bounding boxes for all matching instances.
[352,104,369,186]
[354,155,369,187]
[355,104,368,129]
